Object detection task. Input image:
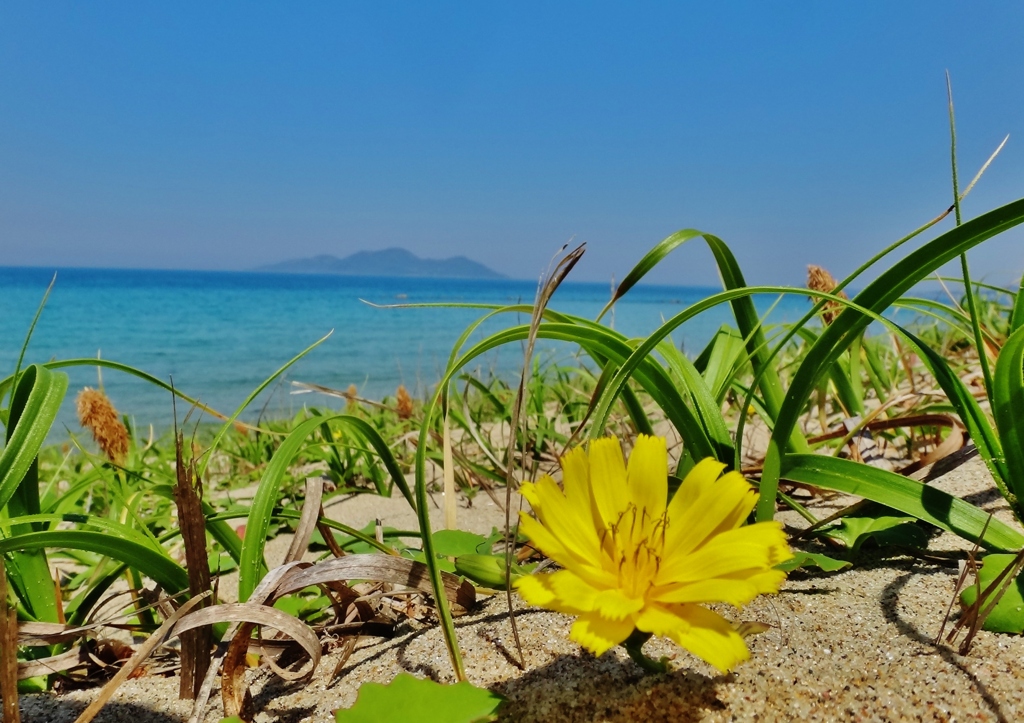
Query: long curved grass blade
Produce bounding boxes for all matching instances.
[453,322,719,461]
[0,359,233,427]
[894,298,1000,348]
[1,365,67,512]
[903,329,1008,486]
[654,340,733,464]
[761,197,1024,522]
[993,325,1024,520]
[327,416,415,508]
[1011,276,1024,335]
[1,365,67,625]
[0,531,188,592]
[597,231,696,319]
[598,230,801,451]
[236,413,411,602]
[586,285,856,454]
[198,331,332,479]
[781,454,1024,552]
[0,514,166,553]
[8,274,56,407]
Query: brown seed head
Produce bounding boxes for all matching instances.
[345,384,360,412]
[76,387,129,464]
[395,385,414,420]
[807,265,848,325]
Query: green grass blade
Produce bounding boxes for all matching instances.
[8,274,56,407]
[0,359,231,425]
[654,340,733,464]
[198,331,332,479]
[0,530,188,593]
[1011,276,1024,335]
[2,365,66,627]
[587,285,858,459]
[781,454,1024,551]
[598,230,804,452]
[904,329,1008,487]
[236,413,411,602]
[1,365,68,512]
[993,325,1024,520]
[760,197,1024,522]
[0,513,166,552]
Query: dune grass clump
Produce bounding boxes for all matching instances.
[3,91,1024,719]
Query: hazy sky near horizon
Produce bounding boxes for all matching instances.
[1,2,1022,285]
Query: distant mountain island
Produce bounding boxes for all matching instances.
[258,247,505,279]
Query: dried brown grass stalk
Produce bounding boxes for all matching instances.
[76,388,129,464]
[502,242,587,669]
[174,432,212,700]
[1,558,20,723]
[807,264,848,325]
[395,385,414,420]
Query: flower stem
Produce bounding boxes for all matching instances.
[622,630,668,674]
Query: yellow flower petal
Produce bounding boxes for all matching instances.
[548,571,601,613]
[514,573,557,608]
[528,476,603,562]
[516,513,585,569]
[517,513,615,588]
[657,523,789,584]
[732,568,789,595]
[592,587,645,620]
[514,442,790,674]
[519,480,543,512]
[626,434,667,521]
[651,577,766,607]
[635,601,690,637]
[588,437,629,527]
[663,468,756,557]
[516,570,602,615]
[668,457,726,513]
[663,604,750,673]
[570,613,635,657]
[560,445,591,513]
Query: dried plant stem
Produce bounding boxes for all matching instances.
[443,413,457,530]
[503,242,586,669]
[1,557,21,723]
[73,592,210,723]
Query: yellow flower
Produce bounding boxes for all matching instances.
[514,435,792,672]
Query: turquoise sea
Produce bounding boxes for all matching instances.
[0,267,809,435]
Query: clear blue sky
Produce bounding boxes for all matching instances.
[1,2,1021,285]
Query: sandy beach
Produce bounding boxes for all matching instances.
[14,455,1024,722]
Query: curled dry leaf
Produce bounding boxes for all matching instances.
[171,603,321,682]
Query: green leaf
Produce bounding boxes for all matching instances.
[335,674,503,723]
[454,554,528,590]
[775,551,852,573]
[0,365,67,512]
[780,454,1024,552]
[822,515,928,553]
[993,324,1024,518]
[959,554,1024,633]
[432,530,488,558]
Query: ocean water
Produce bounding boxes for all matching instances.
[0,267,810,435]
